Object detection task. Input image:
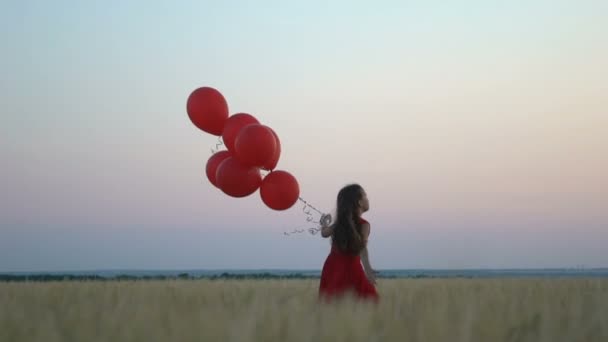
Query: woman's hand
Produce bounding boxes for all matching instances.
[320,214,333,238]
[320,213,332,228]
[365,268,377,285]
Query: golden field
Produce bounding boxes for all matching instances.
[1,278,607,341]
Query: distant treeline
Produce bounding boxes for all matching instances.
[0,273,317,282]
[0,273,433,282]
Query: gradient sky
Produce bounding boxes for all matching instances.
[1,0,607,271]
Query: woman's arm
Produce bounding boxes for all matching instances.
[320,214,333,238]
[360,222,376,284]
[321,224,333,238]
[360,247,376,284]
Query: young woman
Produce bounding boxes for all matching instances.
[318,184,378,302]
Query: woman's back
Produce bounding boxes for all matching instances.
[319,184,378,302]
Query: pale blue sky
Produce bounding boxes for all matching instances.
[1,0,607,271]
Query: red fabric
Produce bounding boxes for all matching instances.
[319,217,378,302]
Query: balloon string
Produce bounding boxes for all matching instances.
[298,197,323,215]
[210,136,224,154]
[283,197,328,236]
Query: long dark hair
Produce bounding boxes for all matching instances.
[331,184,365,254]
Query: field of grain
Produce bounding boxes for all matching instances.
[1,278,607,341]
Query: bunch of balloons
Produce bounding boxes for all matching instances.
[187,86,300,211]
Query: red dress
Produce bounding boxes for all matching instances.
[319,218,379,302]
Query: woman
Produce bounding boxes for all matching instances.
[318,184,378,302]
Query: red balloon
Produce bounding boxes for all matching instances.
[186,87,229,135]
[234,124,277,167]
[216,157,262,198]
[205,151,231,188]
[260,170,300,210]
[262,127,281,171]
[222,113,260,154]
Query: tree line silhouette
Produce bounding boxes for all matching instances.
[0,272,413,282]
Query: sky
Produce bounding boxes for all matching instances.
[1,0,607,271]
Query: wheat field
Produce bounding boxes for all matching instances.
[1,278,607,342]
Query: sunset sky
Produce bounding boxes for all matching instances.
[1,0,607,271]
